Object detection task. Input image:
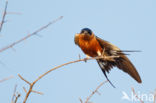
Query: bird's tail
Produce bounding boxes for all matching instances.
[102,70,116,88]
[97,60,116,88]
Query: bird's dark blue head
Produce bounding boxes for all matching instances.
[80,28,92,35]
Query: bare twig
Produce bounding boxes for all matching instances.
[85,81,108,103]
[23,87,27,93]
[79,98,83,103]
[0,75,14,83]
[131,87,144,103]
[153,89,156,103]
[14,93,21,103]
[18,55,116,103]
[33,56,116,85]
[23,85,44,95]
[6,12,22,15]
[11,84,17,103]
[32,90,44,95]
[11,84,20,103]
[0,20,7,27]
[18,74,31,85]
[0,1,8,33]
[0,16,63,53]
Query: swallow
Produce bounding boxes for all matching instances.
[74,28,142,88]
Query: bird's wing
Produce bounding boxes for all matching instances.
[96,36,142,83]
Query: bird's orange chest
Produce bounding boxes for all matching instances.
[79,36,102,57]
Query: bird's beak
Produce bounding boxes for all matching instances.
[75,33,79,37]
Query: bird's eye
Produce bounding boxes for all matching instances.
[81,30,84,34]
[80,28,92,35]
[88,31,92,35]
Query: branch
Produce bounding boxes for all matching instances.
[0,16,63,53]
[131,87,144,103]
[0,1,8,33]
[14,93,21,103]
[153,89,156,103]
[32,90,44,95]
[6,12,22,15]
[18,55,117,103]
[11,84,17,103]
[23,87,27,93]
[11,84,20,103]
[79,98,83,103]
[18,74,31,85]
[0,75,14,83]
[23,86,43,95]
[85,81,108,103]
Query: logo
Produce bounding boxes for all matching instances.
[121,91,154,102]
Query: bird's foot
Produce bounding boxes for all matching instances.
[84,58,88,62]
[84,55,90,63]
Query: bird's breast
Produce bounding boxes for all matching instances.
[79,37,102,57]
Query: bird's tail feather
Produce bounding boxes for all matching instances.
[117,50,142,52]
[97,60,116,88]
[102,70,116,88]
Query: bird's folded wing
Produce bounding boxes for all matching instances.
[96,36,142,83]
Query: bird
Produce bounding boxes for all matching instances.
[74,28,142,88]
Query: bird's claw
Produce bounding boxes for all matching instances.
[84,58,88,63]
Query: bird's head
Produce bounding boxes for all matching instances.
[80,28,93,36]
[76,28,94,40]
[75,28,94,43]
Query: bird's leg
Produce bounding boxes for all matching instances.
[84,55,90,62]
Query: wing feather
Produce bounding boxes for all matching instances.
[96,36,142,83]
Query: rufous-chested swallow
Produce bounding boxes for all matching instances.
[74,28,142,87]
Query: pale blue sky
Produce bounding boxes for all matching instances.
[0,0,156,103]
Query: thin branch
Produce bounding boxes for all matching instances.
[0,1,8,33]
[32,90,44,95]
[11,84,17,103]
[23,87,27,93]
[79,98,83,103]
[11,85,20,103]
[34,56,117,85]
[0,20,7,27]
[154,89,156,103]
[0,75,14,83]
[6,12,22,15]
[131,87,144,103]
[14,93,21,103]
[23,86,43,95]
[18,55,117,103]
[85,81,108,103]
[0,16,63,53]
[18,74,31,85]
